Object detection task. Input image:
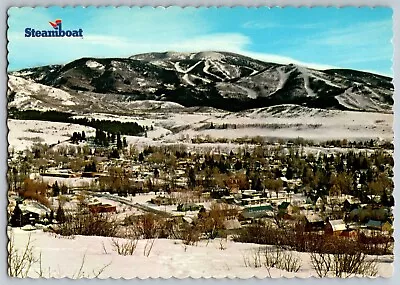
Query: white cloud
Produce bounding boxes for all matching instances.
[9,29,334,72]
[235,50,339,70]
[242,20,324,30]
[9,30,390,76]
[307,19,392,47]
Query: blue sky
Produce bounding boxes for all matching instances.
[8,7,393,76]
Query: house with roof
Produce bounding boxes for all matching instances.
[88,202,117,214]
[382,221,393,233]
[223,218,242,230]
[315,197,325,211]
[242,205,274,220]
[12,200,51,227]
[303,213,325,232]
[324,219,347,236]
[343,198,361,212]
[364,219,392,233]
[278,202,294,216]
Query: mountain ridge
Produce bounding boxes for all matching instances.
[9,51,393,113]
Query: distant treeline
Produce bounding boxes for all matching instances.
[8,108,145,136]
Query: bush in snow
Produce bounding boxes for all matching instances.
[8,232,37,277]
[133,213,164,239]
[180,223,201,246]
[309,238,378,277]
[244,246,301,274]
[111,237,138,256]
[55,211,118,237]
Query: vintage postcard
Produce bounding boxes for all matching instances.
[7,6,394,278]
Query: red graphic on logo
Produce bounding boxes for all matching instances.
[49,19,62,29]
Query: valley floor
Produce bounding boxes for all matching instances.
[7,105,393,152]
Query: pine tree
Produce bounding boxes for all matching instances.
[60,184,68,195]
[10,202,23,227]
[52,181,60,197]
[139,152,144,162]
[117,133,122,149]
[380,190,392,207]
[49,210,54,223]
[110,148,120,159]
[56,204,66,223]
[91,161,97,172]
[187,167,196,189]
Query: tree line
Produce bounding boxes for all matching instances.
[9,108,145,136]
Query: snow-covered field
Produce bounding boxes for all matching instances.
[8,103,392,153]
[9,228,393,278]
[76,105,393,142]
[7,119,96,152]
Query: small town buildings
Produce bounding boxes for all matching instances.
[365,220,393,233]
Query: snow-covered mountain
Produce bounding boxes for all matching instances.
[9,51,393,113]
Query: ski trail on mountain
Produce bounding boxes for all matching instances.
[182,74,195,86]
[174,61,202,74]
[297,65,316,97]
[211,60,232,79]
[203,60,223,80]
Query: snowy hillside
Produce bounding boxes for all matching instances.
[8,75,186,114]
[8,76,76,111]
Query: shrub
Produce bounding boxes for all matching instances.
[180,223,201,246]
[8,232,37,277]
[261,246,282,269]
[111,237,138,256]
[243,248,263,268]
[243,246,302,274]
[55,212,118,237]
[262,246,301,272]
[310,252,332,277]
[309,239,378,277]
[134,213,164,239]
[279,250,301,273]
[332,251,377,278]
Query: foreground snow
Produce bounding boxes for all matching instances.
[9,228,392,279]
